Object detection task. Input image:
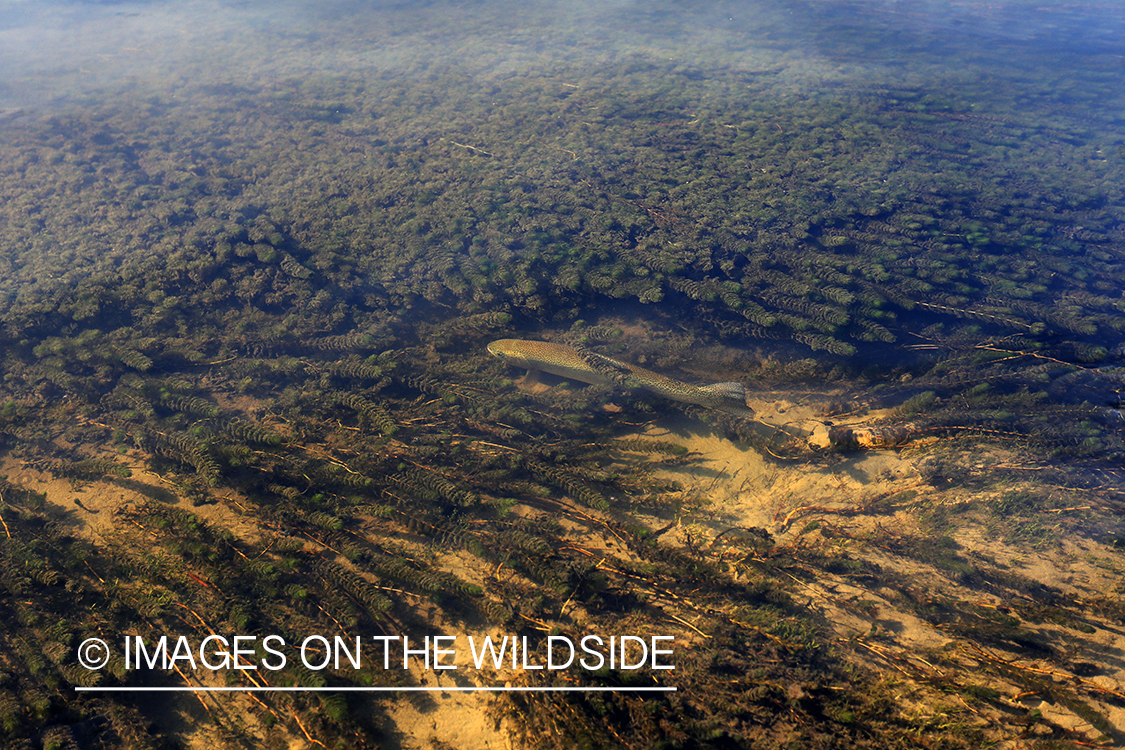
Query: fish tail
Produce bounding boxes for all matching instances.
[700,382,752,413]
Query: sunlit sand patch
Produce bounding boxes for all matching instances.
[0,454,265,548]
[618,409,1125,743]
[379,626,508,750]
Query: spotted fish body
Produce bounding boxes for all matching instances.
[487,339,753,416]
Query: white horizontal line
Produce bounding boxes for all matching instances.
[76,686,676,693]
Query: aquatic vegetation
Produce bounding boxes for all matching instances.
[0,18,1123,748]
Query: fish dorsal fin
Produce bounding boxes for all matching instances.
[581,351,633,386]
[587,353,630,374]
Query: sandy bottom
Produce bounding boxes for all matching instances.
[624,396,1125,745]
[8,384,1125,747]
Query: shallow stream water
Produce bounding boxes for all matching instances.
[2,1,1124,747]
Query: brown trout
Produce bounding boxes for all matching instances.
[487,338,753,416]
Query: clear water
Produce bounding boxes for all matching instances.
[1,1,1124,747]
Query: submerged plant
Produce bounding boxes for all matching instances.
[0,23,1123,748]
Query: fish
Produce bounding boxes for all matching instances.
[487,338,753,416]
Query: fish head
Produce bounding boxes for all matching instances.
[486,339,509,358]
[487,339,527,366]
